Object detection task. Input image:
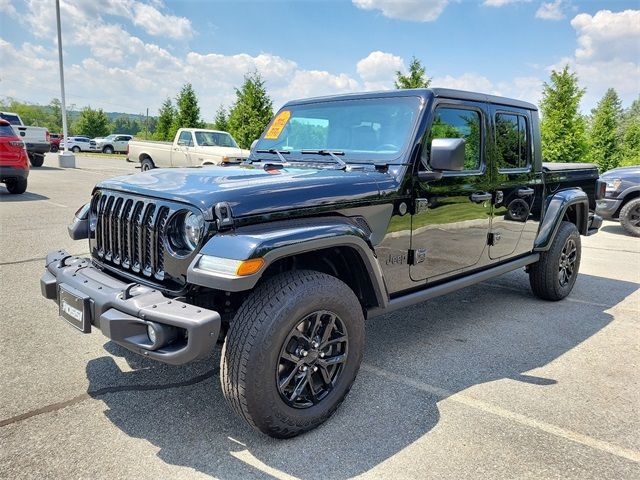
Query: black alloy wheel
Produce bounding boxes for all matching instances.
[276,310,348,408]
[558,237,577,287]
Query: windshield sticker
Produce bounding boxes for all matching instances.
[264,111,291,139]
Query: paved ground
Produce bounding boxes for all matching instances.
[1,153,638,479]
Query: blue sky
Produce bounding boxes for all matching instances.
[1,0,638,120]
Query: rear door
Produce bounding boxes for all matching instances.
[410,101,493,282]
[488,106,539,259]
[114,136,131,152]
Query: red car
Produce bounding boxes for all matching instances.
[49,133,62,152]
[0,119,29,194]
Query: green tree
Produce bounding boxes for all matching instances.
[111,115,141,135]
[212,105,229,131]
[155,98,176,141]
[173,83,204,137]
[395,57,431,89]
[540,65,588,163]
[228,71,274,148]
[47,98,63,133]
[619,96,640,167]
[588,88,623,172]
[74,106,110,138]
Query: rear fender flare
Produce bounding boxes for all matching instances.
[534,188,588,251]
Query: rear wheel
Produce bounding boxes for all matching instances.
[141,158,155,171]
[220,270,364,438]
[529,221,581,301]
[29,153,44,167]
[619,198,640,237]
[5,178,27,194]
[72,146,80,153]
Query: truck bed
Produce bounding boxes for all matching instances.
[542,162,599,209]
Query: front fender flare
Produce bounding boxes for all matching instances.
[187,217,388,306]
[534,188,588,251]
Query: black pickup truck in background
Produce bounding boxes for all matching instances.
[41,88,604,438]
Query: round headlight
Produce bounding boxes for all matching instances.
[183,211,204,250]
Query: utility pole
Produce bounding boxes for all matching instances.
[56,0,75,167]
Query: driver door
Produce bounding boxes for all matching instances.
[410,102,492,283]
[173,131,194,166]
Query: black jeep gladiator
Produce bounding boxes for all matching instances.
[41,89,604,438]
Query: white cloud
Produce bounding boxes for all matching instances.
[0,0,17,17]
[20,0,193,40]
[483,0,530,7]
[352,0,450,22]
[547,9,640,110]
[356,51,405,90]
[535,0,565,20]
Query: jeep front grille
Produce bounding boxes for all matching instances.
[92,192,171,281]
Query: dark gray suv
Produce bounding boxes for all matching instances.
[597,165,640,236]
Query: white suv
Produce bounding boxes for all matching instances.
[94,134,132,154]
[60,137,95,153]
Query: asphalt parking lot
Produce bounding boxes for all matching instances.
[0,152,638,479]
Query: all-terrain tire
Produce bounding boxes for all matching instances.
[5,178,27,194]
[29,153,44,167]
[529,221,581,301]
[619,198,640,237]
[141,158,155,171]
[220,270,365,438]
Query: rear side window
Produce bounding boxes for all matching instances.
[425,107,482,171]
[495,113,530,170]
[0,124,15,136]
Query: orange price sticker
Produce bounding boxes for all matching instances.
[264,110,291,140]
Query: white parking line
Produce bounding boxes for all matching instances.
[362,363,640,463]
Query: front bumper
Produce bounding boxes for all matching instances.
[596,197,622,220]
[40,249,221,365]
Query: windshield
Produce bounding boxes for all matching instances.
[254,96,422,163]
[195,131,239,148]
[0,124,16,136]
[0,113,21,125]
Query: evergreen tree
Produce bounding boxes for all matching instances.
[47,98,63,133]
[111,115,141,135]
[620,96,640,167]
[540,65,588,163]
[213,105,229,132]
[74,106,110,138]
[173,83,204,136]
[589,88,623,172]
[228,71,274,148]
[155,98,176,141]
[395,57,431,89]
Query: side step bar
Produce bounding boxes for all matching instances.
[368,254,540,318]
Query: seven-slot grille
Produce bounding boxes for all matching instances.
[91,192,172,281]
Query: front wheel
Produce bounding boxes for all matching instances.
[619,198,640,237]
[529,221,581,301]
[102,146,114,154]
[220,270,365,438]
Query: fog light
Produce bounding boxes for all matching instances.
[146,322,178,350]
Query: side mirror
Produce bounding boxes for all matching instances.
[430,138,465,171]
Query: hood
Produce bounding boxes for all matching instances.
[600,165,640,178]
[96,165,389,218]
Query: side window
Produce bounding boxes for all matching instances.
[177,131,193,146]
[423,107,482,171]
[495,113,529,170]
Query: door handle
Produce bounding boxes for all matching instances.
[517,187,535,197]
[470,192,492,203]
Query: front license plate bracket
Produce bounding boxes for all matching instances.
[58,283,91,333]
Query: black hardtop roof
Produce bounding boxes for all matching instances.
[285,88,537,111]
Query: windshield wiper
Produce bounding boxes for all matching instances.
[300,149,347,169]
[255,148,290,164]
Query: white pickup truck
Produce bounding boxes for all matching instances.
[0,111,50,167]
[127,128,250,171]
